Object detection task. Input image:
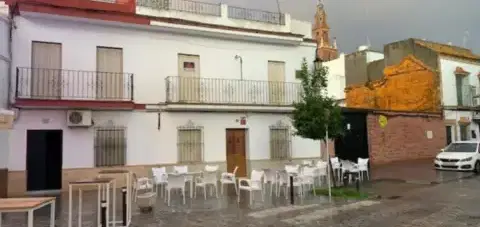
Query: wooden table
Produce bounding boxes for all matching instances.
[0,197,56,227]
[68,177,116,227]
[98,169,132,227]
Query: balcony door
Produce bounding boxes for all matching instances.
[268,61,285,105]
[178,54,200,103]
[31,42,62,99]
[96,47,124,100]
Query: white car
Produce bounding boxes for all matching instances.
[434,140,480,173]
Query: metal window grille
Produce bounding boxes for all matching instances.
[177,123,203,163]
[269,124,291,160]
[94,127,127,167]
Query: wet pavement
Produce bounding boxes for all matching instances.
[370,158,474,184]
[2,170,480,226]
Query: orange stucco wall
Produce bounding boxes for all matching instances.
[345,55,440,112]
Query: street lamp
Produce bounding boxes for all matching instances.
[314,56,322,71]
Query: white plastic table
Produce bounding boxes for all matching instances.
[0,197,56,227]
[98,169,133,227]
[68,177,116,227]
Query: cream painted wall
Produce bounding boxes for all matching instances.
[9,110,320,171]
[323,53,346,100]
[11,16,316,104]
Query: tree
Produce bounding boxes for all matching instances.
[291,58,343,187]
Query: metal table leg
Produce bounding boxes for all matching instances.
[49,200,56,227]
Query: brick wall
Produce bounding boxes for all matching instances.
[320,140,335,160]
[367,111,446,165]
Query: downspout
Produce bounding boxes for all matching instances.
[6,4,15,109]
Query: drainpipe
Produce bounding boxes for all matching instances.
[234,55,243,80]
[6,5,15,109]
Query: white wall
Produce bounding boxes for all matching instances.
[0,3,9,109]
[444,110,479,141]
[12,16,316,104]
[366,51,384,63]
[136,4,311,37]
[0,3,10,170]
[323,53,345,100]
[439,57,480,106]
[9,110,320,171]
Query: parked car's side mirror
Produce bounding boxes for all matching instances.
[440,148,445,152]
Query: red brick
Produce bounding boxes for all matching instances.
[367,112,445,165]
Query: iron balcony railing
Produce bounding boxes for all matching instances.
[166,76,302,106]
[137,0,221,16]
[16,67,134,101]
[227,6,285,25]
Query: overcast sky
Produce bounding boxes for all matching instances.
[206,0,480,54]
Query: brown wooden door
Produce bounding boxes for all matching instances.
[226,129,247,177]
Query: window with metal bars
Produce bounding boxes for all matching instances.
[269,127,291,160]
[177,128,203,163]
[94,127,127,167]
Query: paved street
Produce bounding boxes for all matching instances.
[2,176,480,227]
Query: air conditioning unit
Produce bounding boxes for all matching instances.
[67,110,92,127]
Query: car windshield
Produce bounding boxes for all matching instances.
[444,143,477,153]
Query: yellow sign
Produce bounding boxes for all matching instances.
[379,115,388,128]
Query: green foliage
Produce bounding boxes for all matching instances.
[291,58,343,141]
[312,187,370,199]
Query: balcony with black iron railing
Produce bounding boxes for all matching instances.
[15,67,134,102]
[227,6,285,25]
[165,76,302,106]
[136,0,287,25]
[137,0,221,16]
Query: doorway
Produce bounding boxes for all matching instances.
[26,130,63,192]
[445,125,453,145]
[334,110,369,162]
[226,129,247,178]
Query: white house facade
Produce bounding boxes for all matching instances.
[2,0,340,195]
[440,56,480,144]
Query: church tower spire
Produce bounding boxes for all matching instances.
[312,0,338,62]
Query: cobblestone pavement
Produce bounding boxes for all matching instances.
[3,177,480,227]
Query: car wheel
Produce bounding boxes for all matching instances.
[475,161,480,174]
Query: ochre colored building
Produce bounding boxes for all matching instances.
[345,55,440,112]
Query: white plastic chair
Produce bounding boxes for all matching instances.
[263,168,277,196]
[238,170,264,205]
[330,157,341,180]
[165,173,186,206]
[302,160,314,166]
[194,171,219,199]
[133,176,157,207]
[151,167,168,197]
[277,170,303,199]
[220,166,238,195]
[133,176,154,202]
[314,161,328,187]
[300,166,316,196]
[173,165,193,191]
[357,158,370,181]
[340,160,359,184]
[205,165,219,172]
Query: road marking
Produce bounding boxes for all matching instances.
[282,200,380,225]
[248,204,319,218]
